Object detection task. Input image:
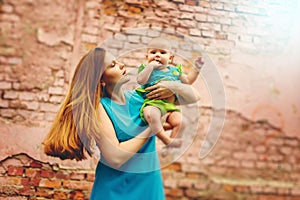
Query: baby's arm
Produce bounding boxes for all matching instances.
[137,61,161,85]
[179,57,204,85]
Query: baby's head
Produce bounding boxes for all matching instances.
[146,37,174,66]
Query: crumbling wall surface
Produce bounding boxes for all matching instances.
[0,0,299,199]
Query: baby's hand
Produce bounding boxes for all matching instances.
[148,61,162,69]
[195,57,204,71]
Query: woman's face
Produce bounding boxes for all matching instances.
[102,52,128,86]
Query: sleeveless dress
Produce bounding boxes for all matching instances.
[136,64,182,122]
[90,90,165,200]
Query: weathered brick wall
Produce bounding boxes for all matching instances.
[1,0,299,199]
[162,109,300,199]
[0,154,94,200]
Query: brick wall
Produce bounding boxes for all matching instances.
[1,0,299,199]
[0,154,94,200]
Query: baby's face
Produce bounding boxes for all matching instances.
[146,48,173,66]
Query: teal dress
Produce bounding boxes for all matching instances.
[90,91,165,200]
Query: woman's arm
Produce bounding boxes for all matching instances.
[145,81,201,104]
[94,104,152,169]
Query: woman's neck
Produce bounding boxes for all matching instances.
[105,84,125,104]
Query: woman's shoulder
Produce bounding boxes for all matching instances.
[100,96,109,103]
[100,96,111,108]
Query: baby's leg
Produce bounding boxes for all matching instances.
[167,111,185,139]
[164,112,184,148]
[143,106,171,145]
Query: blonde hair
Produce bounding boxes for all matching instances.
[43,48,106,160]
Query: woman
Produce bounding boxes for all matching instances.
[43,48,201,199]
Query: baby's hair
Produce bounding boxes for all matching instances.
[147,37,173,52]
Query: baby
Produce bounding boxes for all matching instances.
[136,37,204,150]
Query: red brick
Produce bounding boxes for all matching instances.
[35,188,54,199]
[40,169,55,178]
[164,163,182,171]
[22,101,39,110]
[165,188,184,197]
[178,179,193,188]
[8,166,24,176]
[194,181,208,190]
[63,180,93,190]
[70,191,85,200]
[0,176,21,185]
[164,178,177,188]
[3,91,18,99]
[40,179,62,188]
[263,186,277,194]
[0,166,6,174]
[185,172,199,178]
[255,145,267,153]
[185,0,198,6]
[56,170,70,179]
[21,177,30,185]
[241,160,255,168]
[291,188,300,196]
[70,172,85,180]
[40,102,59,112]
[36,188,54,198]
[185,189,201,198]
[0,4,13,13]
[0,108,16,118]
[30,161,43,168]
[0,185,20,197]
[234,185,249,192]
[48,87,64,95]
[276,187,290,195]
[250,185,264,193]
[0,81,12,89]
[86,173,95,181]
[284,139,298,147]
[54,191,68,200]
[25,168,41,178]
[19,186,35,196]
[86,191,92,200]
[0,99,9,108]
[30,177,41,186]
[209,166,227,174]
[257,195,293,200]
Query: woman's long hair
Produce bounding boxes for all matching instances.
[43,48,105,160]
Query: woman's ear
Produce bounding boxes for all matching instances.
[100,81,106,88]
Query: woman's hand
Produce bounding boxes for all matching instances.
[145,82,175,100]
[146,81,201,104]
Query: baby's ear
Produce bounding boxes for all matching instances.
[169,54,174,62]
